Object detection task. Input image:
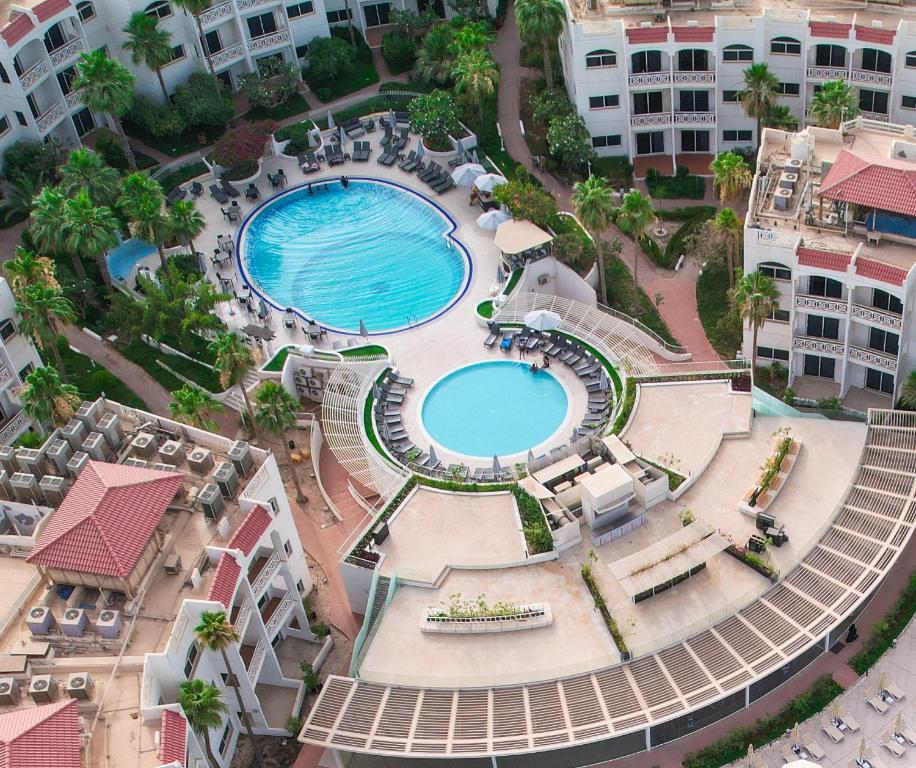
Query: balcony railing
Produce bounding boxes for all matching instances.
[64,89,83,109]
[630,113,671,128]
[849,68,892,88]
[627,71,670,88]
[49,38,84,68]
[234,600,253,636]
[673,71,715,85]
[247,29,290,53]
[250,551,281,595]
[265,592,294,636]
[849,344,898,372]
[0,411,30,446]
[201,1,233,24]
[237,0,278,8]
[673,111,715,125]
[794,294,847,315]
[36,101,65,134]
[861,111,890,123]
[806,65,847,81]
[209,42,245,68]
[792,336,845,355]
[851,303,903,331]
[19,60,48,90]
[247,637,267,683]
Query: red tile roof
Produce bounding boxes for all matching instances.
[160,710,187,767]
[808,21,851,39]
[855,25,895,45]
[625,26,668,44]
[672,26,714,43]
[856,257,908,287]
[228,505,271,556]
[819,150,916,218]
[208,554,241,608]
[33,0,71,22]
[0,699,80,768]
[26,461,183,578]
[1,15,35,46]
[797,247,851,273]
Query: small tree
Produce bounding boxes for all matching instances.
[531,88,572,124]
[239,58,299,111]
[546,112,595,172]
[31,186,87,281]
[708,207,743,289]
[739,62,779,150]
[409,90,460,151]
[615,189,657,316]
[453,49,499,127]
[254,381,307,503]
[122,11,173,102]
[303,36,356,90]
[74,50,137,171]
[515,0,566,89]
[710,151,752,204]
[415,24,454,85]
[381,30,417,73]
[168,384,224,431]
[58,148,120,207]
[178,679,227,767]
[731,269,780,374]
[168,198,206,258]
[20,366,81,426]
[62,191,119,288]
[492,178,558,228]
[210,332,257,431]
[16,285,76,373]
[810,79,858,129]
[173,73,234,130]
[3,247,57,295]
[572,175,615,306]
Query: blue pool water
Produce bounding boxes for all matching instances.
[421,361,568,458]
[107,238,157,281]
[241,180,468,333]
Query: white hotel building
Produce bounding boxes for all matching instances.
[556,0,916,177]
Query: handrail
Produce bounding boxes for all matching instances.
[594,301,687,355]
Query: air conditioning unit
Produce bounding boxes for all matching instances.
[10,473,40,504]
[44,439,72,476]
[95,609,123,638]
[0,677,20,705]
[198,483,224,520]
[773,187,793,211]
[59,608,88,637]
[228,441,253,476]
[60,419,87,451]
[778,172,798,190]
[7,504,41,536]
[39,475,69,507]
[26,606,54,635]
[95,413,123,450]
[28,675,57,703]
[130,432,159,459]
[15,448,45,477]
[122,457,148,469]
[0,471,13,500]
[158,440,185,466]
[785,158,803,172]
[81,432,109,462]
[212,462,239,498]
[187,447,214,475]
[0,446,16,475]
[66,451,90,478]
[149,462,176,472]
[297,366,313,378]
[65,672,93,701]
[75,400,101,430]
[164,553,182,575]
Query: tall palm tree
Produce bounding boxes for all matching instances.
[709,207,743,289]
[452,49,499,127]
[31,187,86,281]
[210,332,256,431]
[731,269,780,374]
[572,175,615,306]
[810,79,858,129]
[168,198,206,263]
[58,148,120,206]
[122,11,173,102]
[16,285,76,372]
[74,49,137,171]
[416,24,454,85]
[172,0,221,91]
[739,62,780,150]
[62,191,119,288]
[709,151,752,204]
[254,380,306,503]
[119,172,170,270]
[3,246,57,295]
[194,611,265,767]
[615,189,657,317]
[899,370,916,410]
[178,678,227,768]
[515,0,566,90]
[0,174,40,223]
[168,384,224,430]
[20,366,81,426]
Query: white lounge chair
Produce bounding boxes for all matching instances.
[868,693,891,714]
[821,717,844,743]
[804,736,825,760]
[841,713,861,733]
[883,681,906,701]
[881,732,905,758]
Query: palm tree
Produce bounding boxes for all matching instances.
[31,187,86,281]
[122,11,173,102]
[615,189,657,317]
[709,207,743,289]
[739,62,780,150]
[168,384,224,430]
[731,269,780,374]
[416,24,454,85]
[172,0,221,90]
[762,104,799,131]
[20,366,81,426]
[74,50,137,171]
[63,191,119,288]
[16,285,76,372]
[58,148,120,206]
[899,371,916,409]
[710,151,752,204]
[119,173,170,270]
[452,49,499,127]
[0,173,40,223]
[168,198,206,263]
[254,380,306,503]
[210,332,256,431]
[515,0,565,90]
[194,611,265,768]
[810,79,858,129]
[572,175,615,306]
[178,678,227,768]
[3,247,57,295]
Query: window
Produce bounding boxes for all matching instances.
[15,111,27,127]
[296,579,305,593]
[865,367,894,395]
[57,66,76,95]
[287,0,314,17]
[592,134,621,148]
[257,592,268,609]
[908,51,916,68]
[759,263,791,281]
[635,131,664,155]
[144,0,171,19]
[859,88,888,114]
[806,315,840,340]
[768,308,790,322]
[588,94,619,109]
[723,129,753,142]
[18,363,34,381]
[872,289,903,314]
[73,107,95,137]
[168,44,185,62]
[633,91,663,114]
[0,116,8,137]
[326,8,351,22]
[777,82,800,96]
[681,130,710,152]
[363,2,390,27]
[757,346,789,361]
[808,275,842,298]
[183,642,199,678]
[0,64,8,84]
[43,23,67,53]
[247,12,278,38]
[722,90,740,103]
[631,50,662,74]
[26,94,38,119]
[77,0,95,21]
[677,49,708,71]
[295,43,309,58]
[804,354,836,379]
[815,44,845,67]
[219,724,233,756]
[903,95,916,110]
[869,327,899,355]
[0,320,15,341]
[284,540,292,556]
[585,49,615,68]
[679,90,709,112]
[860,48,891,73]
[770,36,801,55]
[723,44,753,62]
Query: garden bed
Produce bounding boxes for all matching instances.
[697,260,742,359]
[849,568,916,674]
[646,169,705,199]
[604,253,679,347]
[244,92,310,122]
[60,344,148,410]
[477,300,494,319]
[340,345,388,358]
[422,602,552,634]
[725,544,778,581]
[581,561,629,659]
[119,339,221,393]
[512,486,553,554]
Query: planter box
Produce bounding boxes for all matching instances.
[739,439,801,516]
[421,603,552,634]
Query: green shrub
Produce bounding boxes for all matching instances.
[382,30,417,74]
[638,233,663,266]
[15,431,42,448]
[94,129,130,171]
[581,562,628,657]
[3,138,65,183]
[612,379,637,433]
[311,621,330,638]
[153,161,208,193]
[300,661,319,691]
[512,486,553,554]
[275,122,316,155]
[663,208,716,268]
[303,34,357,93]
[531,89,572,124]
[128,95,187,138]
[645,171,705,199]
[850,569,916,674]
[552,232,596,274]
[590,155,633,188]
[173,73,234,130]
[696,259,742,359]
[409,90,459,151]
[286,716,302,734]
[661,205,717,221]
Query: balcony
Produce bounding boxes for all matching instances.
[861,111,890,123]
[247,637,267,683]
[630,113,671,128]
[795,294,847,315]
[19,60,48,91]
[36,101,66,134]
[201,1,233,25]
[230,599,253,636]
[673,111,715,125]
[237,0,279,9]
[849,69,892,88]
[627,71,670,88]
[250,551,281,595]
[792,336,845,355]
[806,65,847,81]
[49,38,84,68]
[210,42,246,69]
[247,29,290,54]
[64,89,84,110]
[260,595,282,626]
[851,304,902,331]
[849,344,898,372]
[265,593,294,635]
[0,410,29,445]
[673,71,715,85]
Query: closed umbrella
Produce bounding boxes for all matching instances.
[428,444,438,467]
[894,713,905,737]
[388,108,396,128]
[307,128,317,148]
[476,209,512,231]
[830,699,841,720]
[524,309,562,332]
[746,744,756,768]
[327,111,336,131]
[451,163,486,187]
[359,318,368,338]
[858,738,867,762]
[455,137,464,157]
[339,128,348,147]
[416,141,425,160]
[527,448,535,462]
[492,455,501,473]
[471,149,480,164]
[791,723,800,749]
[879,670,889,694]
[475,173,508,193]
[372,382,381,400]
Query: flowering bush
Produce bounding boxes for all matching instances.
[546,112,595,172]
[211,120,277,180]
[409,90,459,151]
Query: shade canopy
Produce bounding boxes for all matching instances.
[242,324,275,340]
[494,220,553,255]
[477,209,512,231]
[452,163,487,187]
[474,173,508,193]
[524,309,562,332]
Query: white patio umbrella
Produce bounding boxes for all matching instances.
[327,110,336,132]
[524,309,562,332]
[451,163,486,186]
[474,173,508,193]
[416,142,425,160]
[359,319,368,338]
[455,138,464,156]
[476,209,512,231]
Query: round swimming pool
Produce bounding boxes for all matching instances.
[421,361,569,458]
[239,179,469,333]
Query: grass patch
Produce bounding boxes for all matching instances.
[612,378,636,433]
[658,205,717,221]
[638,234,665,268]
[124,120,221,157]
[661,208,716,269]
[154,161,208,192]
[264,346,292,373]
[477,300,494,319]
[604,254,679,347]
[682,675,843,768]
[512,486,553,554]
[244,92,310,122]
[503,268,523,296]
[60,344,148,410]
[697,260,742,359]
[119,339,221,393]
[646,171,705,199]
[340,345,388,358]
[363,375,391,463]
[591,156,633,188]
[160,332,217,366]
[850,568,916,674]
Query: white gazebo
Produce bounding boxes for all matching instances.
[493,220,553,270]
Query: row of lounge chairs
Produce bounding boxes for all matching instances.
[209,179,241,205]
[380,126,409,151]
[416,160,455,193]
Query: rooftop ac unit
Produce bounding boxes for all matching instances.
[10,473,40,504]
[228,441,253,476]
[130,432,159,459]
[122,457,149,469]
[0,471,13,500]
[66,451,90,478]
[28,675,57,703]
[60,419,87,451]
[95,413,123,450]
[149,462,177,472]
[15,448,45,477]
[59,608,88,637]
[0,677,20,706]
[0,446,16,476]
[187,447,214,475]
[785,158,803,171]
[164,553,182,575]
[44,439,72,476]
[158,440,185,466]
[779,172,798,189]
[65,672,93,701]
[212,462,239,499]
[81,432,109,462]
[95,609,123,638]
[773,188,793,211]
[26,606,54,635]
[75,400,100,430]
[39,475,69,507]
[198,483,224,520]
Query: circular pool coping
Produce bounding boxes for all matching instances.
[234,176,474,336]
[414,359,575,463]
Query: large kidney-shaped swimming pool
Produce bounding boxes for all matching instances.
[239,179,469,333]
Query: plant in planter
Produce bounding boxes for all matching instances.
[408,90,460,152]
[211,120,277,180]
[239,58,299,111]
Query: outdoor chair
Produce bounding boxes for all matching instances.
[210,184,229,204]
[189,181,203,197]
[880,732,905,758]
[867,692,890,715]
[221,179,240,197]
